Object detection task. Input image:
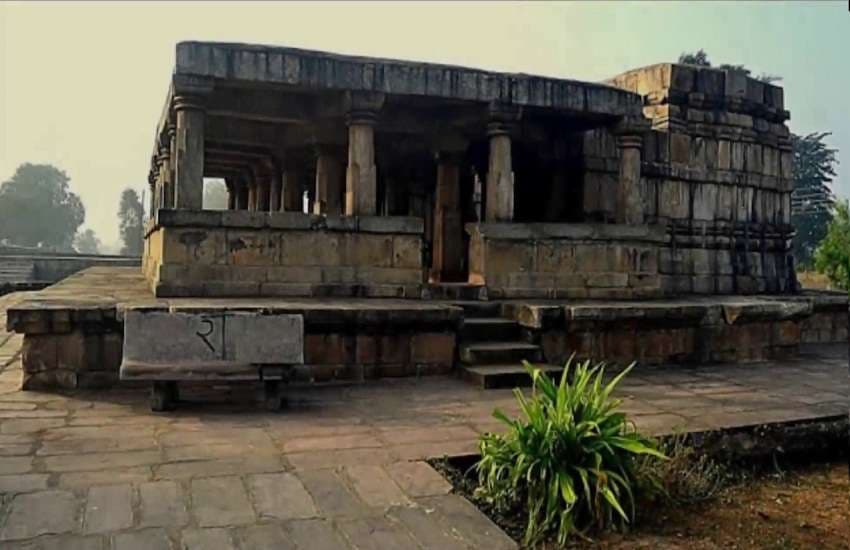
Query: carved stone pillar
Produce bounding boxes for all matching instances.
[485,104,519,222]
[613,116,649,225]
[345,92,384,216]
[173,95,205,210]
[314,145,344,215]
[431,150,465,282]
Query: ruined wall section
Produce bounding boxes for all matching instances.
[595,63,796,295]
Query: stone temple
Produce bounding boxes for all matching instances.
[6,42,847,394]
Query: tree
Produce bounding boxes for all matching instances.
[0,163,85,250]
[73,228,101,254]
[118,188,144,256]
[678,49,711,67]
[791,132,838,267]
[814,200,850,289]
[203,179,229,210]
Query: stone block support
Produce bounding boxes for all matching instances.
[431,151,465,282]
[344,92,384,216]
[615,134,644,224]
[314,146,344,215]
[173,95,205,210]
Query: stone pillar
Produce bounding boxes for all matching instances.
[173,95,205,210]
[314,145,344,215]
[485,104,519,222]
[235,179,249,210]
[162,128,176,208]
[344,92,384,216]
[615,134,644,225]
[282,167,302,212]
[148,173,157,219]
[256,177,271,212]
[225,178,236,210]
[269,171,282,212]
[431,151,465,282]
[247,182,257,211]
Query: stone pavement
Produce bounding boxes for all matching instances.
[0,292,847,549]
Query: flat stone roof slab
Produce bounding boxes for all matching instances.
[174,41,643,117]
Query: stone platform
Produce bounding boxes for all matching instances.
[0,288,847,548]
[4,267,847,390]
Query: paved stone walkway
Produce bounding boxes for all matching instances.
[0,292,847,549]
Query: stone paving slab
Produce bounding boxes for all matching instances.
[0,294,848,548]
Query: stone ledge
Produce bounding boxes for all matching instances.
[465,222,669,244]
[151,210,424,235]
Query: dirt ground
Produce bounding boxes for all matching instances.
[436,459,849,549]
[580,462,849,549]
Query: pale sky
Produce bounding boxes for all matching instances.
[1,1,848,250]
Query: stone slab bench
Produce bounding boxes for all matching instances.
[120,309,304,411]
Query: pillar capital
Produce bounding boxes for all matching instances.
[611,115,651,139]
[487,101,521,136]
[615,134,643,149]
[344,91,385,125]
[173,94,207,113]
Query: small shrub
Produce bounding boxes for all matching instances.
[635,433,727,507]
[475,357,666,546]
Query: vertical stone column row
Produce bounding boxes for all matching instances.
[173,95,206,210]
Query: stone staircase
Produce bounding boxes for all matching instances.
[456,301,562,389]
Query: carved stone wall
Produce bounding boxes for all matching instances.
[594,63,796,295]
[144,210,424,298]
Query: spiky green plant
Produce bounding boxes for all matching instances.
[475,357,666,546]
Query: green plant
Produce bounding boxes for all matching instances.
[635,433,727,507]
[475,357,666,546]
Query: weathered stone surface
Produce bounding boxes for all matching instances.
[83,484,133,534]
[138,481,189,528]
[1,490,79,541]
[248,472,317,520]
[190,476,256,527]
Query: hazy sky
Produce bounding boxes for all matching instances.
[1,1,848,249]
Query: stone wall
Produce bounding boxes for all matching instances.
[507,293,847,367]
[144,210,425,298]
[596,63,796,295]
[466,223,667,299]
[7,301,459,390]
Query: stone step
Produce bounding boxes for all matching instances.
[460,341,543,365]
[462,363,564,389]
[427,283,487,301]
[460,317,520,342]
[451,301,501,318]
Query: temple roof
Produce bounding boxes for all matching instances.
[174,41,644,118]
